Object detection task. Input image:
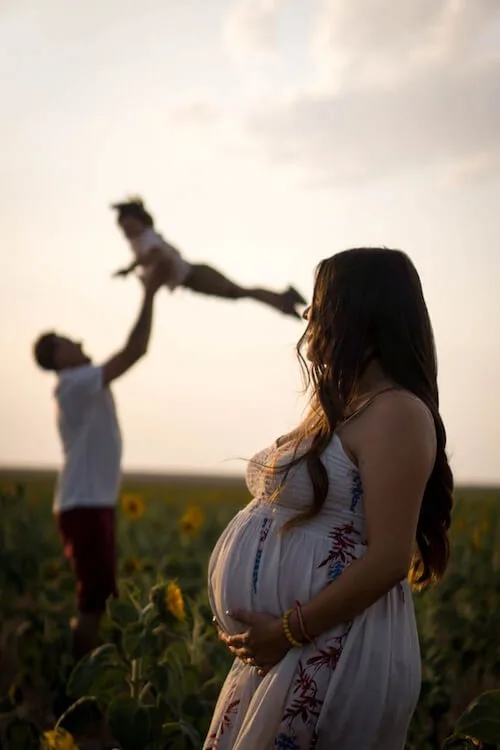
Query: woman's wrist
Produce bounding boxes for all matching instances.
[280,607,316,647]
[299,604,320,640]
[282,609,303,647]
[272,616,293,651]
[294,601,317,644]
[288,610,305,644]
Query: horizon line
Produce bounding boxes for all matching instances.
[0,464,498,491]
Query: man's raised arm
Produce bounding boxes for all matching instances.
[103,260,167,386]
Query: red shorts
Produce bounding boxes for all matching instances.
[57,507,117,614]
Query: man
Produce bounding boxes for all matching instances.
[33,260,167,659]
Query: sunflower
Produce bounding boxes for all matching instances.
[166,582,186,621]
[120,493,145,520]
[43,729,79,750]
[179,505,204,537]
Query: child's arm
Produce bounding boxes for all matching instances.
[113,259,142,278]
[113,248,173,279]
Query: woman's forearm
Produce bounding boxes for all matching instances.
[294,550,407,640]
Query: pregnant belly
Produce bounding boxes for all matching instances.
[207,505,344,636]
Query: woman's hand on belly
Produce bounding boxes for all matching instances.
[218,610,291,675]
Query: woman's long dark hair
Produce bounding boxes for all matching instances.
[276,248,453,588]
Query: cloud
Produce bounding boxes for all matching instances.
[251,57,500,185]
[310,0,500,89]
[246,0,500,185]
[168,102,219,128]
[223,0,288,59]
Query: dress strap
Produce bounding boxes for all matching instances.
[340,386,399,427]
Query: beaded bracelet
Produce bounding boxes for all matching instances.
[295,600,316,646]
[282,609,303,648]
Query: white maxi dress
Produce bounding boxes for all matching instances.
[204,434,421,750]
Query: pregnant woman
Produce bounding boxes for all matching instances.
[204,247,453,750]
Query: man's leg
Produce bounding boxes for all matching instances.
[57,508,117,661]
[183,264,305,318]
[70,613,101,662]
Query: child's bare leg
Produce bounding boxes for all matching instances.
[185,264,275,301]
[184,264,303,317]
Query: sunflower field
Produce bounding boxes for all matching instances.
[0,471,499,750]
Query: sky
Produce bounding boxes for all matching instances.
[1,0,499,484]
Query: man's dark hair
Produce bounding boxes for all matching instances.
[33,332,58,371]
[111,197,154,227]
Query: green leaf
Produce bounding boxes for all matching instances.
[55,696,102,735]
[491,660,500,677]
[182,692,209,722]
[108,598,140,630]
[161,722,188,750]
[455,689,500,744]
[139,626,161,656]
[178,719,202,748]
[0,694,15,712]
[442,737,479,749]
[15,620,42,668]
[162,719,201,749]
[122,622,144,660]
[107,695,152,750]
[146,663,169,695]
[3,716,40,750]
[165,640,191,667]
[67,643,128,704]
[144,706,164,739]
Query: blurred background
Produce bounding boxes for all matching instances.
[1,0,499,483]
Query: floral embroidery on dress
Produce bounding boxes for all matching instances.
[317,522,362,581]
[205,682,241,750]
[274,733,301,749]
[350,468,363,512]
[305,630,351,674]
[282,660,323,726]
[252,517,273,593]
[277,628,351,745]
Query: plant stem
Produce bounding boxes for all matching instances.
[130,657,142,700]
[138,680,153,705]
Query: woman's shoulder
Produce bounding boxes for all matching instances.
[370,389,434,426]
[339,388,436,466]
[360,389,437,460]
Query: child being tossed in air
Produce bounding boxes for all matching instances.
[112,198,306,319]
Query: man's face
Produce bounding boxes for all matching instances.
[119,216,148,240]
[54,336,91,370]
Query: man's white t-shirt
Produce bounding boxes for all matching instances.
[53,365,122,513]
